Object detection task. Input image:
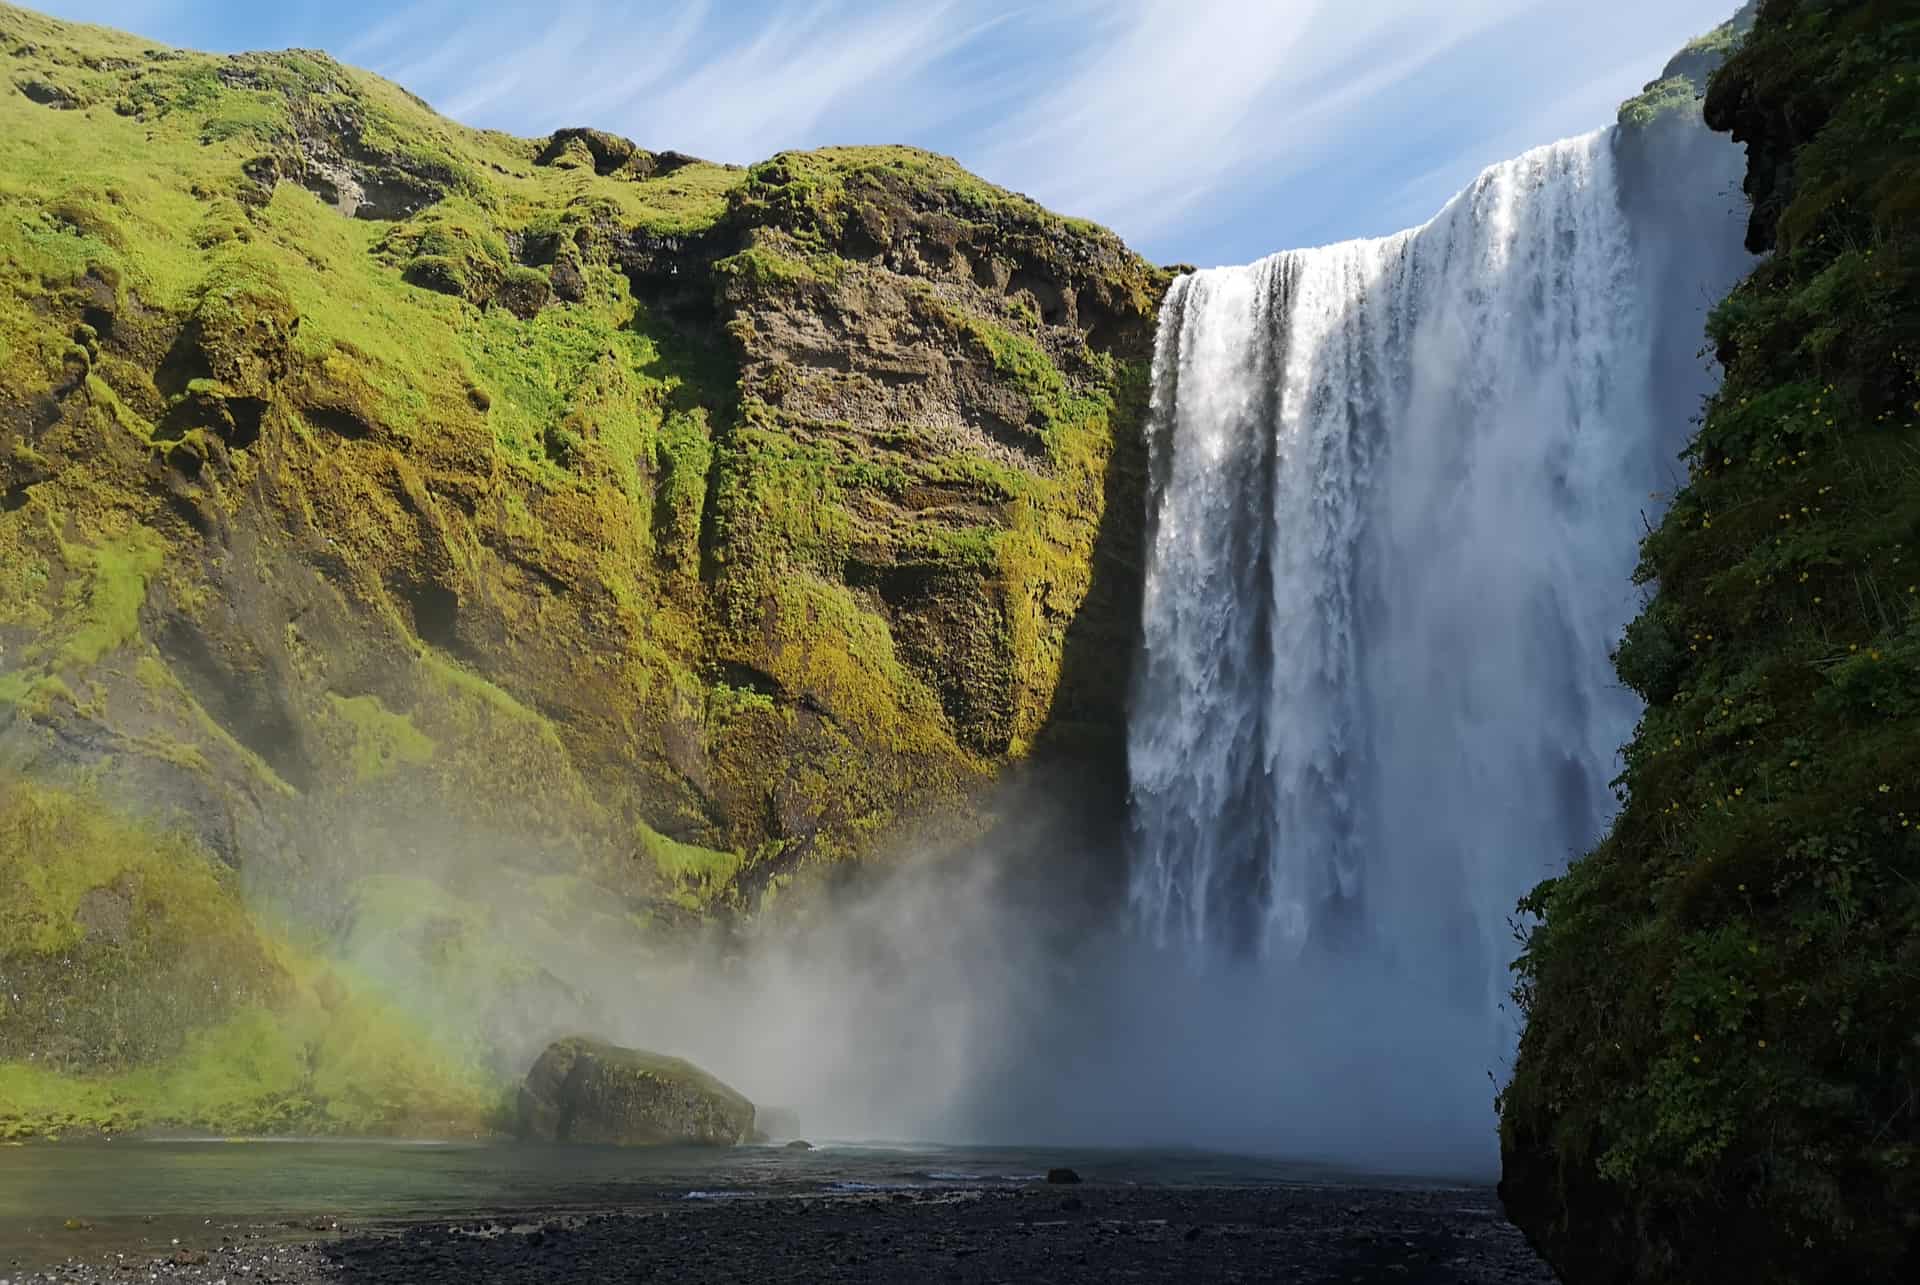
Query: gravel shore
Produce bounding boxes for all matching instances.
[8,1182,1554,1284]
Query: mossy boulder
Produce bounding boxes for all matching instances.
[517,1037,754,1147]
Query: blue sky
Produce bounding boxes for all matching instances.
[38,0,1742,266]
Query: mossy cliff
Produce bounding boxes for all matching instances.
[1500,2,1920,1281]
[0,2,1164,1135]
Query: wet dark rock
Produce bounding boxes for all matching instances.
[547,252,587,303]
[783,1139,814,1151]
[534,128,708,181]
[493,268,551,320]
[16,77,75,107]
[1046,1168,1082,1185]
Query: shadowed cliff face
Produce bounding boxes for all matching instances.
[0,1,1162,1135]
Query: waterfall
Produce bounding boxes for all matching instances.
[1127,127,1744,1020]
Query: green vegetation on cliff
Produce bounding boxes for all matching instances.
[1502,2,1920,1280]
[0,1,1164,1136]
[1618,1,1757,129]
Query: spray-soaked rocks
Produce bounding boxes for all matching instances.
[517,1037,756,1146]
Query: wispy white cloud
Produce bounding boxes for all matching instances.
[973,0,1553,249]
[627,2,991,160]
[342,0,1006,160]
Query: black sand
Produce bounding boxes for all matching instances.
[10,1183,1554,1284]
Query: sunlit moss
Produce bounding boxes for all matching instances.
[325,692,437,783]
[638,821,744,912]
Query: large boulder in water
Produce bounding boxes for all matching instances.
[517,1037,755,1146]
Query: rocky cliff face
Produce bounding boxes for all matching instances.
[1500,2,1920,1280]
[0,2,1163,1134]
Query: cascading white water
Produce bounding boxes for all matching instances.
[1128,130,1705,1014]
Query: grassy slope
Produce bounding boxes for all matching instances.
[1501,2,1920,1280]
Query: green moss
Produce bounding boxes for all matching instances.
[707,421,858,583]
[325,692,437,783]
[54,532,163,672]
[0,778,242,959]
[652,409,714,574]
[1,995,504,1140]
[715,243,846,294]
[416,648,563,751]
[1618,5,1756,131]
[637,820,743,912]
[705,682,775,726]
[402,252,467,296]
[199,91,291,146]
[0,523,164,703]
[1619,75,1703,129]
[764,571,958,759]
[732,145,1126,249]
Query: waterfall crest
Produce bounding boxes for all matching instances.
[1128,129,1727,1007]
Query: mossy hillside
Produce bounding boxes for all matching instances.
[0,777,282,1070]
[640,821,744,913]
[0,0,740,868]
[0,1,1163,1133]
[1500,2,1920,1281]
[2,1,1160,881]
[0,781,504,1138]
